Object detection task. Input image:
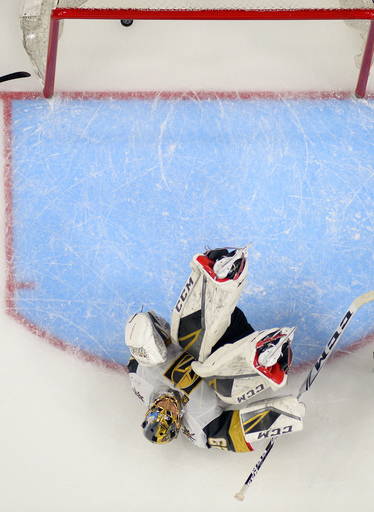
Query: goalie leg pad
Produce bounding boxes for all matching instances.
[239,395,305,444]
[209,374,271,405]
[192,327,294,392]
[191,332,257,378]
[171,247,249,362]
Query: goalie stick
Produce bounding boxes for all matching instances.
[0,72,31,84]
[234,290,374,502]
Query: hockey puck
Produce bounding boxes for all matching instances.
[120,19,133,27]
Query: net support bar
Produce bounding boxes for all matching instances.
[355,19,374,98]
[43,8,374,98]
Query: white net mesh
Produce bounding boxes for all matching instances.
[21,1,55,82]
[20,0,88,81]
[20,0,374,87]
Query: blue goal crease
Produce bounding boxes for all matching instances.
[9,97,374,365]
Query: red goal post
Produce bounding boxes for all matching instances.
[20,0,374,98]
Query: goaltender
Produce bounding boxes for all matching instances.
[125,245,305,452]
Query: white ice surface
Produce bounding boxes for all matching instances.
[1,2,374,511]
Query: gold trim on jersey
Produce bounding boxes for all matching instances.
[163,352,202,396]
[229,411,253,453]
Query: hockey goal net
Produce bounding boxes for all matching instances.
[20,0,374,98]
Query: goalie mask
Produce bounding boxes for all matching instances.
[141,390,184,444]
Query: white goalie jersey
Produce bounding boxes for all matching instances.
[128,338,305,452]
[128,343,238,450]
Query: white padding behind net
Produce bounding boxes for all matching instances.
[20,0,374,86]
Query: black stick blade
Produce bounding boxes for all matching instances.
[0,72,31,83]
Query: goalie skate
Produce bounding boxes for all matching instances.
[211,243,251,280]
[256,327,296,368]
